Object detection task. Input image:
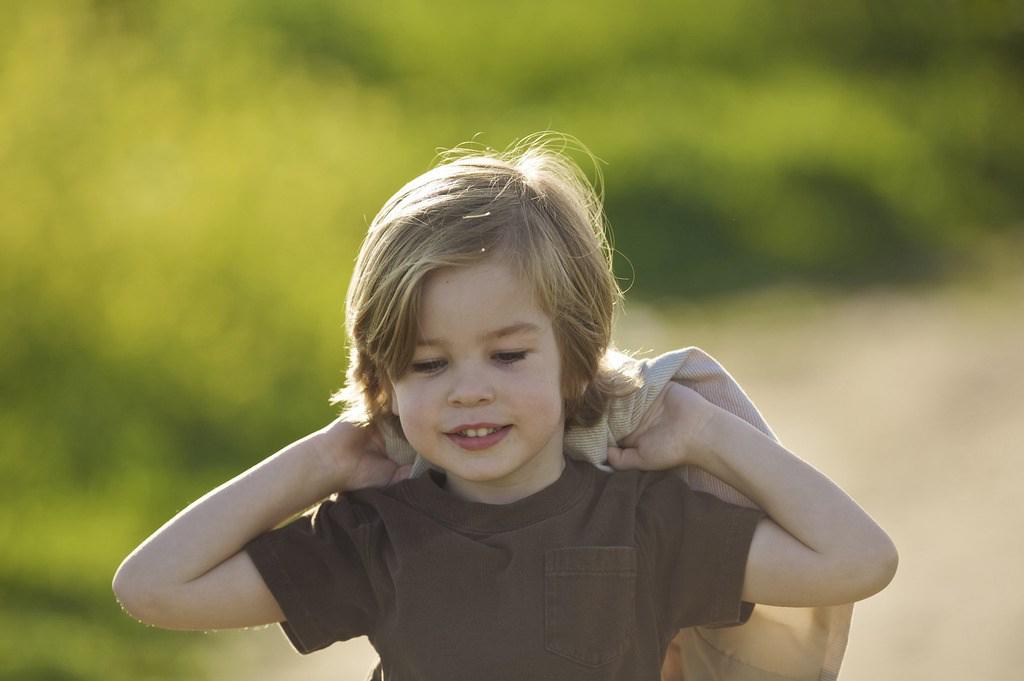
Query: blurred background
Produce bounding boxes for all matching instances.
[2,1,1022,679]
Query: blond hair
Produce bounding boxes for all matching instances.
[332,132,637,431]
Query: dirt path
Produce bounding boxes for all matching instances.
[202,269,1024,681]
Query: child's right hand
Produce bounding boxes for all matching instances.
[318,418,412,492]
[113,417,411,633]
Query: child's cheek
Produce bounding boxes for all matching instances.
[405,382,442,426]
[519,376,565,422]
[391,384,427,431]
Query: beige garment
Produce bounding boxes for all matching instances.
[380,346,851,681]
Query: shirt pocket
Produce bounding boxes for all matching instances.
[544,546,638,667]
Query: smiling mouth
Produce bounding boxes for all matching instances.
[453,426,502,438]
[446,425,511,450]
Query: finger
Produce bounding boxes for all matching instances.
[606,446,643,470]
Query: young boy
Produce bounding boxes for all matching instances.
[113,136,897,679]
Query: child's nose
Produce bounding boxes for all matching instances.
[447,366,495,406]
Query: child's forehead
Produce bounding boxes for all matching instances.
[414,321,545,349]
[412,262,551,340]
[421,260,540,305]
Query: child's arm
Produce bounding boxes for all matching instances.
[608,383,898,607]
[112,420,408,631]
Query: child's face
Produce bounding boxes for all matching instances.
[391,259,566,504]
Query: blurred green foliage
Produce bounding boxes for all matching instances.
[2,0,1021,678]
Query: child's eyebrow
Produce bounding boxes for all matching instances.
[416,322,541,348]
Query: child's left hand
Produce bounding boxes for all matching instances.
[606,383,715,471]
[611,380,900,609]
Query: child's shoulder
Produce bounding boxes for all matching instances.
[587,459,691,506]
[340,472,428,510]
[317,474,430,528]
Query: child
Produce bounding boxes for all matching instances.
[112,134,897,680]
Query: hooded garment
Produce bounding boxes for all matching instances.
[380,346,852,681]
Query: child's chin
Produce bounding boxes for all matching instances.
[449,461,512,483]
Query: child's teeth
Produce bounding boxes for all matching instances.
[462,427,498,437]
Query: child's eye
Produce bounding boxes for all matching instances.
[494,351,528,364]
[410,359,446,374]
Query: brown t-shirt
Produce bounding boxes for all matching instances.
[244,457,763,680]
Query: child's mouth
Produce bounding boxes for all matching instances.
[446,425,511,451]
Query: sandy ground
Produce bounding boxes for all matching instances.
[200,268,1024,681]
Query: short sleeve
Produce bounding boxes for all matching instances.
[638,474,764,631]
[243,498,380,654]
